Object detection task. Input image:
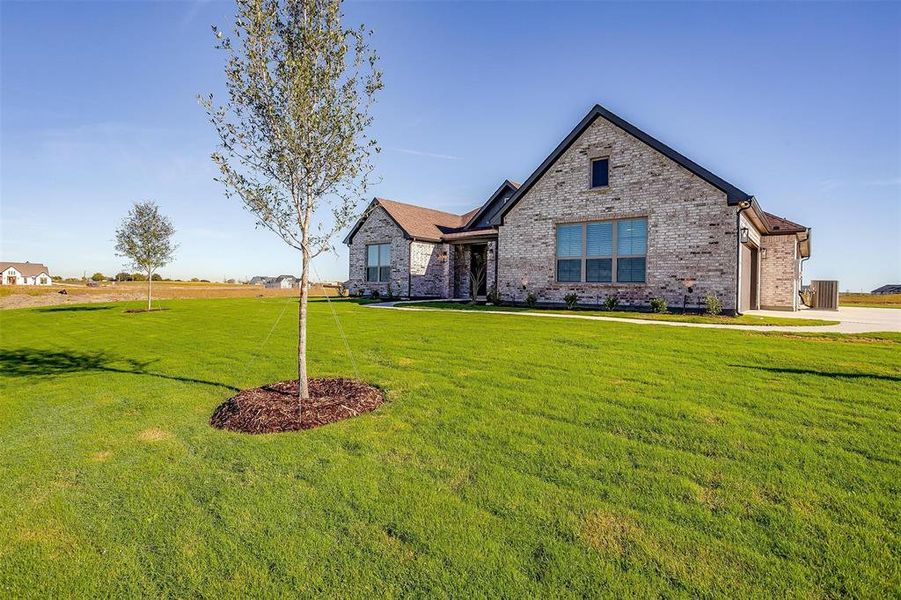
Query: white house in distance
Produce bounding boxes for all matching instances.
[1,261,52,286]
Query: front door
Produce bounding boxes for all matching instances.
[469,244,488,298]
[740,244,759,311]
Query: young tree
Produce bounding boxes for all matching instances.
[114,201,177,311]
[201,0,382,402]
[91,272,106,282]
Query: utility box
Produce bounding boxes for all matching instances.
[811,280,839,310]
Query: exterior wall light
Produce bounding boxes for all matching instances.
[740,227,750,244]
[760,248,767,259]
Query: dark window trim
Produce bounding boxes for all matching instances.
[590,157,609,189]
[365,242,392,283]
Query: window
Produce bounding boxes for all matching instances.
[366,243,391,282]
[555,217,647,283]
[591,158,609,188]
[555,224,582,282]
[40,277,48,284]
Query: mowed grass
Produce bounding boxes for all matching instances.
[0,298,898,597]
[406,301,840,326]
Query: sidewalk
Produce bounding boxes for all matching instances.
[368,302,901,334]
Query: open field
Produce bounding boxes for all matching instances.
[840,292,901,309]
[1,298,898,596]
[406,300,839,327]
[0,281,336,310]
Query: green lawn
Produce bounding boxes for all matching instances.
[1,298,898,597]
[404,300,840,326]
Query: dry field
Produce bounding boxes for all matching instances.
[840,292,901,309]
[0,281,337,309]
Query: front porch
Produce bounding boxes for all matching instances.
[446,233,497,300]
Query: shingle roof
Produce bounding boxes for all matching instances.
[763,212,807,234]
[376,198,474,241]
[0,261,50,277]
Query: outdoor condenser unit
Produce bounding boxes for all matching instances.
[811,280,839,310]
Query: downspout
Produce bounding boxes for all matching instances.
[493,230,499,295]
[798,229,811,308]
[407,239,412,299]
[735,199,753,315]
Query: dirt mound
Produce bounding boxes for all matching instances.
[209,378,384,434]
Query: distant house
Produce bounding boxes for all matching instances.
[249,275,299,288]
[267,275,299,289]
[1,261,52,286]
[871,284,901,295]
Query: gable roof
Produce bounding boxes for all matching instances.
[763,211,807,234]
[0,261,50,277]
[499,104,754,224]
[343,198,476,244]
[463,180,520,230]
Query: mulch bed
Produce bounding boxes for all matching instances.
[209,378,384,434]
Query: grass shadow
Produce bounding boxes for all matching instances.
[0,348,240,391]
[36,305,113,313]
[731,364,901,383]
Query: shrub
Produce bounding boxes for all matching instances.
[91,272,105,282]
[370,289,380,300]
[704,292,723,316]
[486,287,501,306]
[525,291,537,308]
[151,273,163,281]
[649,297,668,313]
[386,282,393,299]
[337,283,349,298]
[602,295,619,311]
[563,292,579,310]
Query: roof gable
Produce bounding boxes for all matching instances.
[499,104,753,224]
[463,180,520,230]
[0,262,50,277]
[343,198,474,244]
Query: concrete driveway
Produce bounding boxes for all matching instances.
[745,307,901,333]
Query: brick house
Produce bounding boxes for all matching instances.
[344,105,811,313]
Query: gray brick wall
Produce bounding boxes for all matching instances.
[410,240,450,297]
[760,234,799,310]
[498,115,739,310]
[347,206,409,297]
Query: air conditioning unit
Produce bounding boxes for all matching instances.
[810,280,839,310]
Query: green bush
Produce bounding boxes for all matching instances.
[704,293,723,316]
[563,292,579,309]
[486,287,502,306]
[525,291,537,308]
[90,272,105,282]
[649,297,668,313]
[370,289,380,300]
[602,295,618,311]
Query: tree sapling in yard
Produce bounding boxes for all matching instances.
[114,201,177,311]
[201,0,382,404]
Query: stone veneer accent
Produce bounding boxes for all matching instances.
[410,240,450,297]
[498,116,739,310]
[760,234,800,310]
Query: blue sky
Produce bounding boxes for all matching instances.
[2,1,899,290]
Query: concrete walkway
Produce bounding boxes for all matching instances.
[368,301,901,334]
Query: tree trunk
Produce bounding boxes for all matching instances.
[147,270,152,311]
[297,241,311,404]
